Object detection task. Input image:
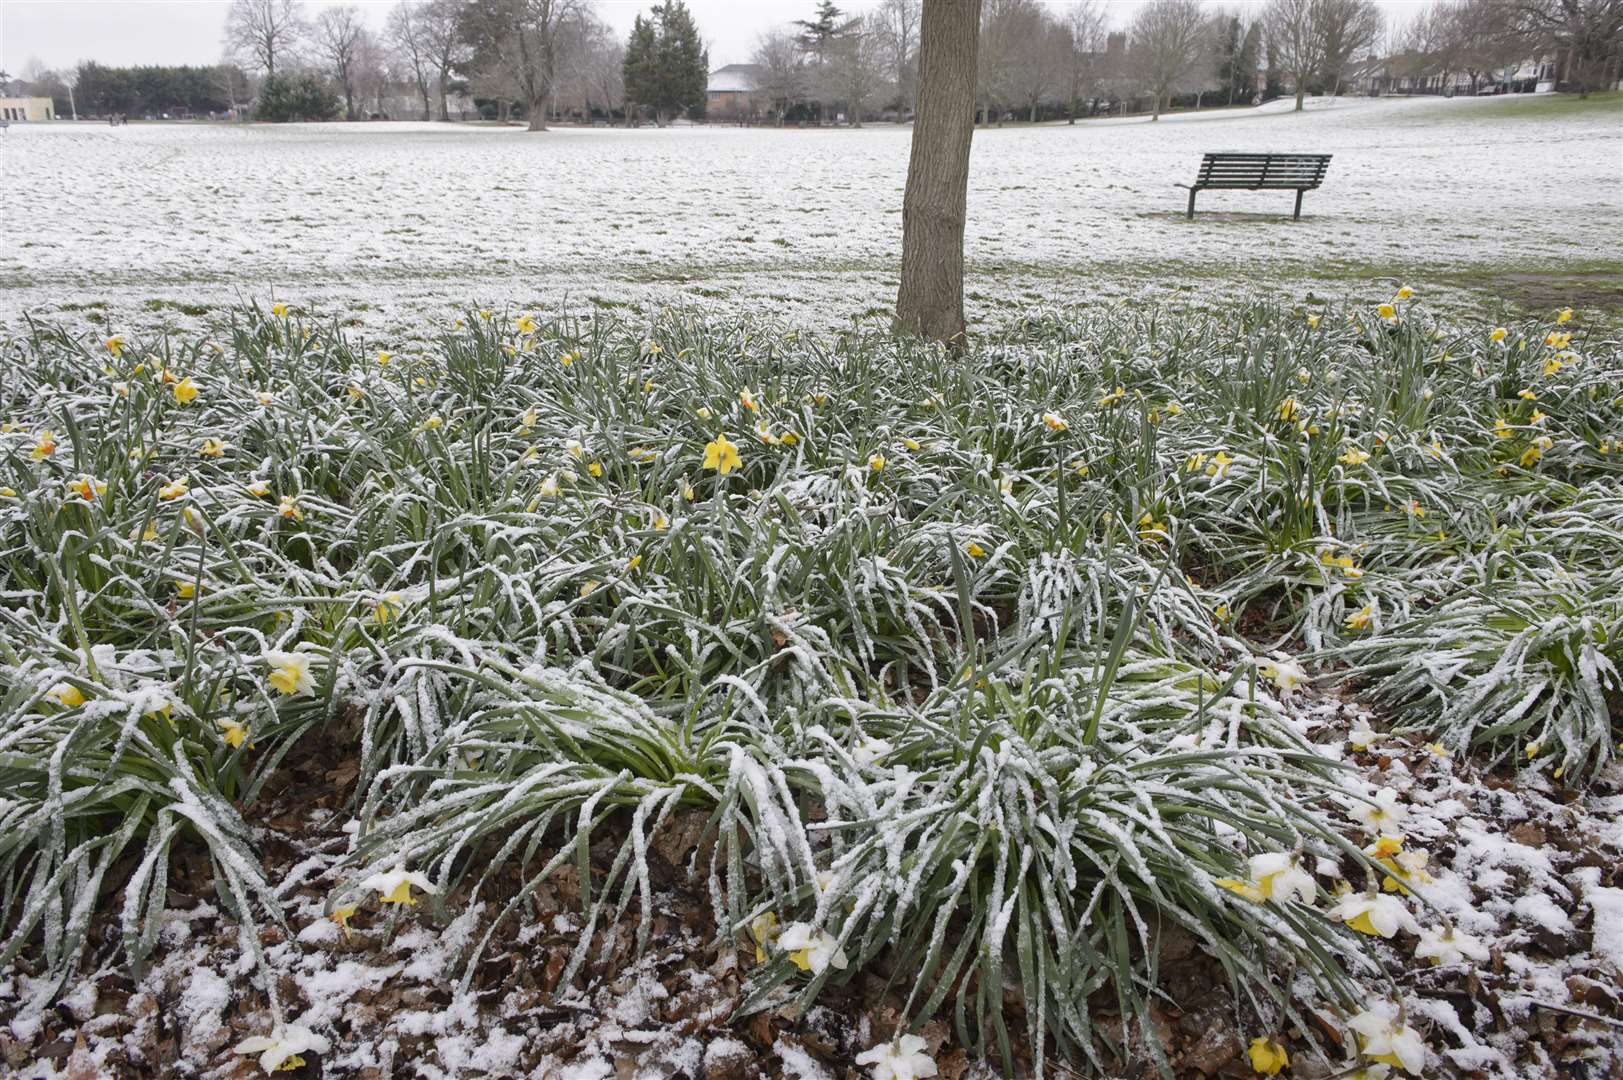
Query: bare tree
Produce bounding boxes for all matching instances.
[1509,0,1623,95]
[1262,0,1324,110]
[1062,0,1108,121]
[1316,0,1382,96]
[351,32,392,117]
[387,2,435,120]
[313,5,366,119]
[977,0,1037,123]
[831,14,888,124]
[224,0,306,79]
[1131,0,1208,119]
[752,29,810,124]
[1005,4,1069,122]
[462,0,579,131]
[874,0,923,116]
[418,0,468,120]
[896,0,982,344]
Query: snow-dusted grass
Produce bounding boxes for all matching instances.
[2,297,1619,1075]
[3,93,1620,333]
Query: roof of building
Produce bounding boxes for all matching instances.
[707,65,765,94]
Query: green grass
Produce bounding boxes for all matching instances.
[1,298,1619,1073]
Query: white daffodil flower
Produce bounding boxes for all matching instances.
[1328,891,1419,939]
[1351,787,1405,836]
[1248,851,1317,905]
[358,867,437,906]
[1415,925,1489,966]
[777,922,848,974]
[1258,656,1306,693]
[853,737,892,766]
[264,650,314,697]
[855,1034,938,1080]
[1347,723,1381,752]
[1348,1005,1426,1074]
[233,1024,330,1074]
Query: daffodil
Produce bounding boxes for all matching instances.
[1351,786,1404,835]
[233,1024,330,1075]
[1347,1005,1425,1074]
[1329,891,1419,938]
[246,480,271,498]
[159,478,189,501]
[1096,386,1125,408]
[269,302,289,317]
[1137,512,1167,541]
[1258,657,1305,693]
[1339,447,1371,466]
[1306,313,1321,329]
[1247,1036,1289,1076]
[868,452,886,472]
[201,437,228,458]
[1492,417,1514,439]
[703,434,742,476]
[67,475,106,501]
[46,682,86,708]
[1186,452,1208,473]
[1489,326,1507,343]
[965,541,986,559]
[329,905,358,940]
[1377,303,1397,323]
[1348,723,1381,751]
[538,474,562,498]
[218,718,249,748]
[265,651,314,697]
[1415,925,1489,966]
[30,431,57,460]
[515,313,536,334]
[359,867,437,905]
[1206,450,1233,477]
[373,593,403,625]
[855,1035,938,1080]
[1345,605,1373,631]
[1555,307,1573,324]
[1216,851,1316,906]
[739,388,758,412]
[105,335,128,357]
[278,495,303,521]
[777,922,847,974]
[1042,412,1068,431]
[1394,285,1413,300]
[172,377,199,405]
[750,911,779,963]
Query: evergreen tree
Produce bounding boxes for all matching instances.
[1263,38,1283,100]
[1217,16,1241,104]
[623,2,709,124]
[1236,21,1262,102]
[794,1,847,122]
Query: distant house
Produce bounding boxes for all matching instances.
[0,96,55,122]
[707,65,766,121]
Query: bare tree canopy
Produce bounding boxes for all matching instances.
[313,5,367,119]
[831,13,887,124]
[461,0,580,131]
[751,29,810,123]
[386,2,436,121]
[1131,0,1209,120]
[873,0,923,116]
[224,0,306,79]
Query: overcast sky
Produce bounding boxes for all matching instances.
[2,0,1424,77]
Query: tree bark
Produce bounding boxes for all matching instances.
[528,96,547,131]
[895,0,981,345]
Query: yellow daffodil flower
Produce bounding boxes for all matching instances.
[1247,1037,1289,1076]
[246,480,270,498]
[159,478,189,501]
[278,495,303,521]
[1042,412,1068,431]
[703,434,742,476]
[868,453,885,472]
[172,377,199,405]
[31,431,58,460]
[46,682,86,708]
[67,475,106,501]
[201,437,227,458]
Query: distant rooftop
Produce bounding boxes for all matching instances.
[707,64,765,94]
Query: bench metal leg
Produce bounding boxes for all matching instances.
[1187,188,1197,220]
[1293,189,1304,220]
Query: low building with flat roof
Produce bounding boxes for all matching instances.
[1,97,56,122]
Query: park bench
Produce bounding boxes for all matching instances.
[1177,152,1333,220]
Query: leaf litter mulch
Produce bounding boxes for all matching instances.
[2,696,1620,1079]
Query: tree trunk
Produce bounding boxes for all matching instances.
[1294,85,1305,111]
[439,89,450,120]
[895,0,981,345]
[1152,92,1161,120]
[344,88,355,121]
[528,96,547,131]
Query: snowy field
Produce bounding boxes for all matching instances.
[3,93,1621,332]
